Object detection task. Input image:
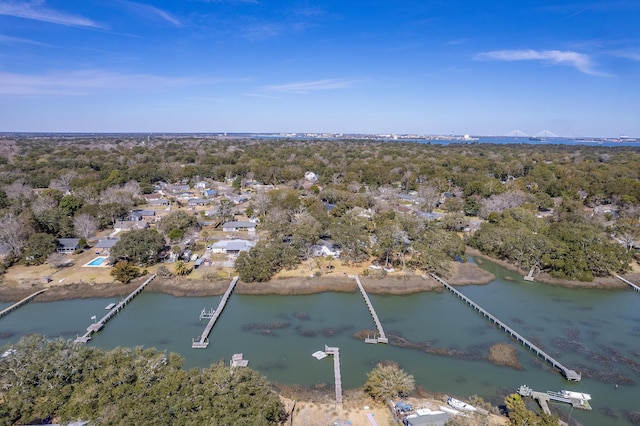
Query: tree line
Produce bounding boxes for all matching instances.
[0,136,638,282]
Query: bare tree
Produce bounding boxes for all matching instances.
[0,213,30,256]
[31,194,58,214]
[100,186,133,206]
[253,192,271,217]
[417,184,440,213]
[122,180,141,198]
[49,171,79,193]
[479,190,529,219]
[74,214,98,241]
[4,180,33,206]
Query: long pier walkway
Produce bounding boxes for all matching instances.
[0,289,47,320]
[324,345,343,405]
[431,274,581,381]
[74,274,156,343]
[615,274,640,293]
[192,276,238,348]
[351,275,388,343]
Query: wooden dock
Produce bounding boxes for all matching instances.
[192,276,238,348]
[615,274,640,293]
[0,289,47,320]
[519,385,592,414]
[431,274,581,381]
[351,275,388,343]
[324,345,343,405]
[74,274,155,343]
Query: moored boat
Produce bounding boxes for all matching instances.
[560,390,591,401]
[447,397,477,412]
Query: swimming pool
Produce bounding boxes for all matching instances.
[86,257,109,267]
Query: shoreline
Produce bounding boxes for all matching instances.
[0,251,636,303]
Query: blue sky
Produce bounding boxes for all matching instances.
[0,1,639,137]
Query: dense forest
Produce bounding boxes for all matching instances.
[0,135,638,282]
[0,335,287,425]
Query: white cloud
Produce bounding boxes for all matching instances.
[0,70,213,96]
[0,1,104,28]
[262,79,359,94]
[0,33,53,46]
[611,49,640,61]
[476,49,603,76]
[119,1,182,27]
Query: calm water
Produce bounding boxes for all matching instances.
[1,259,639,425]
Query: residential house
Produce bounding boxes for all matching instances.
[130,209,155,221]
[114,220,149,232]
[222,221,257,233]
[94,237,119,254]
[312,240,341,258]
[57,238,81,254]
[188,198,210,207]
[208,239,256,254]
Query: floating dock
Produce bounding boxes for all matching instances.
[351,275,387,343]
[615,275,640,293]
[431,273,581,381]
[192,276,238,348]
[230,353,248,368]
[74,274,155,343]
[324,345,343,405]
[0,289,47,320]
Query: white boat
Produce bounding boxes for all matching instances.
[560,390,591,401]
[447,397,477,412]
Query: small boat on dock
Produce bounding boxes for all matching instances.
[447,397,476,412]
[560,390,591,401]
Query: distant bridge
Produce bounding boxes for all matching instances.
[505,130,559,138]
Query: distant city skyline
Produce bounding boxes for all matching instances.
[1,1,639,137]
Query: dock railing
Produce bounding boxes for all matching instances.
[192,276,238,348]
[74,274,155,343]
[431,273,581,381]
[351,275,387,343]
[0,289,47,320]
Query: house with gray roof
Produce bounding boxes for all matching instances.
[208,239,256,254]
[222,221,257,233]
[57,238,81,254]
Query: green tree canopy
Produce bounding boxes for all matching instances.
[364,362,415,402]
[110,229,165,266]
[0,335,287,425]
[23,232,58,266]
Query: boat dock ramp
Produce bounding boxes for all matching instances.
[74,274,156,343]
[0,289,47,320]
[431,273,581,381]
[351,275,387,343]
[615,275,640,293]
[192,276,238,348]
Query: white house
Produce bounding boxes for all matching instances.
[208,239,256,254]
[222,221,257,233]
[312,241,341,258]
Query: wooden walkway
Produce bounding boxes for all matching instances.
[615,275,640,293]
[74,274,156,343]
[431,273,581,381]
[192,276,238,348]
[324,345,343,405]
[351,275,388,343]
[0,289,47,320]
